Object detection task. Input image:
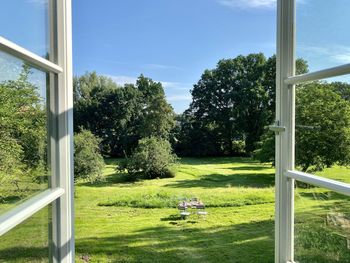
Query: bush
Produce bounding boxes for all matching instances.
[74,130,104,183]
[120,137,177,180]
[253,130,275,165]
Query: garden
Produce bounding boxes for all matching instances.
[1,157,350,262]
[1,53,350,262]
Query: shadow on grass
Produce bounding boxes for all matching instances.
[0,195,22,204]
[297,191,350,202]
[0,246,48,262]
[224,165,273,171]
[78,172,137,188]
[160,214,182,221]
[74,220,275,263]
[179,157,257,165]
[165,173,275,189]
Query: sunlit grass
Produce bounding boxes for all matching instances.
[74,157,276,262]
[3,158,350,262]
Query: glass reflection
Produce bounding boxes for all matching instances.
[0,206,51,263]
[295,183,350,262]
[295,77,350,183]
[0,0,51,58]
[296,0,350,72]
[0,51,50,215]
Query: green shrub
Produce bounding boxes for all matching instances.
[120,137,177,180]
[74,130,104,183]
[232,140,246,155]
[253,130,275,165]
[0,131,24,201]
[98,187,275,208]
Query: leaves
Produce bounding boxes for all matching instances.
[74,73,175,157]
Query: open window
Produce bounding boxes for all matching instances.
[0,1,74,262]
[275,0,350,262]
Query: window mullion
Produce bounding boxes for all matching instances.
[51,0,74,262]
[0,36,62,73]
[276,0,296,262]
[0,188,64,236]
[285,63,350,85]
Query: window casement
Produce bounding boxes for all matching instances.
[0,1,74,262]
[275,0,350,262]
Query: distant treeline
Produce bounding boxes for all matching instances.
[74,53,350,172]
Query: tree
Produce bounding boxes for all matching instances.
[330,81,350,102]
[120,137,177,180]
[172,112,223,156]
[74,130,104,182]
[135,75,175,139]
[74,72,175,157]
[176,54,308,156]
[253,130,275,165]
[295,83,350,171]
[0,65,47,199]
[255,82,350,172]
[186,54,268,155]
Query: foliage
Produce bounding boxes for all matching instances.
[172,113,223,157]
[120,137,177,180]
[0,132,24,199]
[295,82,350,171]
[136,76,175,139]
[74,73,175,157]
[189,53,270,154]
[255,81,350,172]
[330,81,350,102]
[74,130,104,182]
[174,54,309,157]
[253,130,275,165]
[0,65,47,201]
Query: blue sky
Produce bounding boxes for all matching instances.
[0,0,350,112]
[72,0,276,113]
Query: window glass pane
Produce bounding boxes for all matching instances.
[0,0,50,58]
[296,0,350,72]
[0,51,50,215]
[295,76,350,183]
[295,182,350,262]
[0,205,51,262]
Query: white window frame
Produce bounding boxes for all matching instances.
[0,1,74,262]
[275,0,350,262]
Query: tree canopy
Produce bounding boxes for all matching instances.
[0,65,47,201]
[174,54,308,156]
[295,82,350,171]
[74,72,175,157]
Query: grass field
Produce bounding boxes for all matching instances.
[1,157,350,262]
[74,157,275,263]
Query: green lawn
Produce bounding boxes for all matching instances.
[74,157,276,263]
[2,157,350,262]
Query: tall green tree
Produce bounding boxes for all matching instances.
[73,72,175,157]
[135,75,175,139]
[0,65,47,199]
[295,82,350,171]
[177,54,308,156]
[188,54,269,154]
[255,81,350,172]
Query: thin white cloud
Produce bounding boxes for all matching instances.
[299,45,350,64]
[106,75,191,91]
[218,0,306,10]
[26,0,47,5]
[144,64,182,70]
[107,75,138,86]
[166,95,192,102]
[218,0,276,10]
[332,54,350,64]
[161,81,192,90]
